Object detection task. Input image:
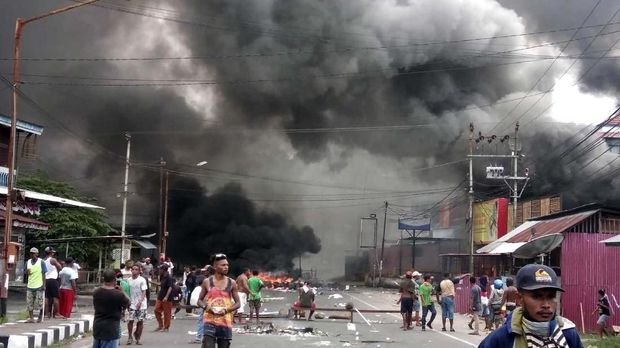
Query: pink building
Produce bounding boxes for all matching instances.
[471,204,620,332]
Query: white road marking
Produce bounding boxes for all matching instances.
[346,292,477,347]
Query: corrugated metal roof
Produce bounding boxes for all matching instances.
[0,113,44,135]
[486,242,526,254]
[506,211,596,243]
[600,234,620,245]
[477,221,538,253]
[0,186,105,209]
[477,211,597,254]
[133,239,157,250]
[0,213,49,230]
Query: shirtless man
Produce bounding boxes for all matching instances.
[197,254,240,348]
[235,269,251,324]
[501,277,519,316]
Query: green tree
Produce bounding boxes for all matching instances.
[16,173,111,267]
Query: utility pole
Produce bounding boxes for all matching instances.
[378,201,388,286]
[398,229,403,275]
[158,157,166,258]
[120,133,131,265]
[162,170,169,257]
[2,0,102,305]
[467,122,529,275]
[468,123,475,275]
[512,122,520,224]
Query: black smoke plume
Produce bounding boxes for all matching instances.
[3,1,620,278]
[165,178,321,273]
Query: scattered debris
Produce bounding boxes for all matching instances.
[346,323,356,331]
[328,294,344,300]
[232,323,328,337]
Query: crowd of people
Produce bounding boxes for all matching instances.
[395,264,616,347]
[22,246,80,323]
[91,253,280,348]
[19,247,606,348]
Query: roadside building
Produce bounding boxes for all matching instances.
[0,115,104,285]
[475,204,620,332]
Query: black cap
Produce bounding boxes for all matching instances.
[516,264,564,292]
[158,264,169,270]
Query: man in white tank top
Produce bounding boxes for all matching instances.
[43,247,63,318]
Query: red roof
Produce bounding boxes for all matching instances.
[607,114,620,126]
[597,113,620,138]
[505,211,595,243]
[0,213,49,231]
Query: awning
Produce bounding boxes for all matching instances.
[477,221,538,254]
[0,213,49,231]
[0,187,105,209]
[600,234,620,246]
[133,240,157,250]
[0,114,44,135]
[477,211,597,255]
[485,242,526,254]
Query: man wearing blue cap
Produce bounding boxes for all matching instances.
[479,264,583,348]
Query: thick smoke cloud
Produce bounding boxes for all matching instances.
[2,1,620,277]
[165,178,320,273]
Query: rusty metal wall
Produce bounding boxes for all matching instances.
[455,281,472,314]
[561,233,620,333]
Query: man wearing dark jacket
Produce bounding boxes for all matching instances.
[478,264,583,348]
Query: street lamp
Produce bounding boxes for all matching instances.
[2,0,102,301]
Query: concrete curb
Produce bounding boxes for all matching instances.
[0,315,93,348]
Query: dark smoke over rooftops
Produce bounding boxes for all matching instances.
[165,179,321,273]
[2,1,620,277]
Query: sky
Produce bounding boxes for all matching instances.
[2,0,620,278]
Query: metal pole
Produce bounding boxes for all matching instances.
[412,230,416,269]
[120,133,131,264]
[378,201,388,286]
[97,248,102,283]
[513,123,519,225]
[158,158,165,257]
[3,0,102,301]
[468,123,475,275]
[162,170,169,257]
[398,228,403,275]
[372,216,378,287]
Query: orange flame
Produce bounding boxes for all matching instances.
[257,272,294,287]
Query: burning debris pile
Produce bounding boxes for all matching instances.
[257,272,295,289]
[233,323,328,337]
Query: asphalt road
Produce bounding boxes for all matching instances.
[55,287,486,348]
